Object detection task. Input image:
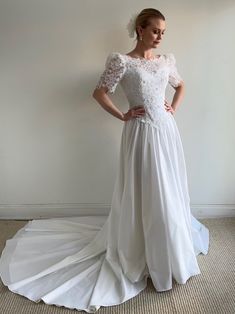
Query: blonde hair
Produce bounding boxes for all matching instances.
[135,8,165,41]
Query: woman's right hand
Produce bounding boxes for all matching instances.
[122,105,146,121]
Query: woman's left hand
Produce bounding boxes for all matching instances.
[164,99,175,115]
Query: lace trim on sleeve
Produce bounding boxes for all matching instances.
[95,52,126,94]
[167,53,183,88]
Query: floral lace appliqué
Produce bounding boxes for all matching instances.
[166,53,183,88]
[95,52,126,94]
[95,52,183,130]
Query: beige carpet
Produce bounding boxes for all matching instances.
[0,218,234,314]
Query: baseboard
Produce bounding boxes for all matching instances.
[0,203,110,220]
[190,204,235,218]
[0,203,234,220]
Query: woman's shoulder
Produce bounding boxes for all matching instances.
[105,51,125,61]
[164,52,177,65]
[103,52,126,71]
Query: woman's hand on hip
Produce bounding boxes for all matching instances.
[164,99,175,115]
[122,105,146,121]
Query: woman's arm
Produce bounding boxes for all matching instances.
[171,81,185,112]
[92,87,125,121]
[93,52,145,121]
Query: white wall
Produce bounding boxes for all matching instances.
[0,0,234,219]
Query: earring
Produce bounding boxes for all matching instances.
[140,36,142,41]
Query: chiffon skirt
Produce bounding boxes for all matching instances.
[0,114,209,313]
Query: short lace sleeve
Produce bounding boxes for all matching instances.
[95,52,126,94]
[167,53,183,88]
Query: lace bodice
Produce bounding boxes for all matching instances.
[95,52,183,129]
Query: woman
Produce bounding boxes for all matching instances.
[0,8,209,313]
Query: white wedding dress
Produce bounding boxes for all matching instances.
[0,52,209,313]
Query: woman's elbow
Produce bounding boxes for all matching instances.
[173,80,185,91]
[92,88,99,99]
[92,87,107,99]
[177,80,185,88]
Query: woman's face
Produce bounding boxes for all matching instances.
[138,18,166,47]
